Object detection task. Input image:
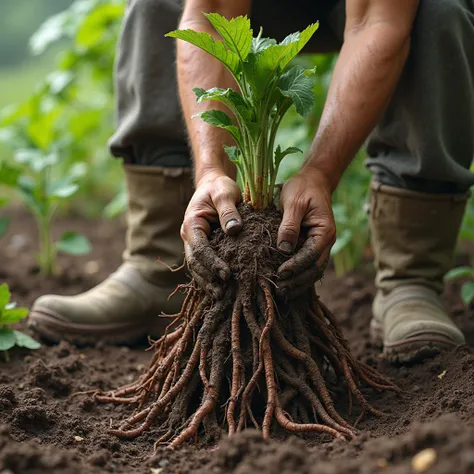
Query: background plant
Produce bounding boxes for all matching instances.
[0,283,40,362]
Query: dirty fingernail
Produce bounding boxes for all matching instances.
[278,241,293,254]
[226,219,239,232]
[279,271,292,280]
[218,270,228,281]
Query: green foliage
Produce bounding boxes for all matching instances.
[167,14,318,209]
[0,283,40,361]
[445,263,474,306]
[0,0,128,274]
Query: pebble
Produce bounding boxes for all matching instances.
[74,436,84,442]
[412,448,437,472]
[85,260,100,275]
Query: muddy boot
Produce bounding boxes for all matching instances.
[29,165,193,345]
[369,182,467,363]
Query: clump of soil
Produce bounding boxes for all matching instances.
[96,204,398,448]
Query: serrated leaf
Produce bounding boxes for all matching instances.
[193,87,251,122]
[205,13,252,61]
[0,283,11,311]
[251,35,276,54]
[0,328,16,351]
[56,232,91,256]
[445,267,474,281]
[461,281,474,305]
[166,29,240,75]
[277,65,315,116]
[243,23,319,98]
[194,110,242,144]
[274,145,303,165]
[1,308,29,325]
[14,331,41,350]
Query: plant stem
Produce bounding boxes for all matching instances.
[38,215,56,276]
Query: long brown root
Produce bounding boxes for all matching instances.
[96,205,399,449]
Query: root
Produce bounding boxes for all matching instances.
[96,205,399,448]
[96,282,398,448]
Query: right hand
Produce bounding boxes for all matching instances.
[181,170,243,298]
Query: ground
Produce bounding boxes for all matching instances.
[1,206,474,474]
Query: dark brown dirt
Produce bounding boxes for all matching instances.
[1,205,474,473]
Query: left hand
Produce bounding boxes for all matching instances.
[276,169,336,299]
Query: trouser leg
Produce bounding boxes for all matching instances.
[367,0,474,193]
[109,0,191,167]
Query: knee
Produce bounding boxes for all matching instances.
[414,0,469,39]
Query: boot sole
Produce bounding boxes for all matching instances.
[28,308,166,346]
[370,319,457,364]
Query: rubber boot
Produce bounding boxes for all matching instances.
[369,182,467,363]
[28,165,193,345]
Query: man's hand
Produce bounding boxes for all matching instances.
[277,169,336,299]
[181,170,242,298]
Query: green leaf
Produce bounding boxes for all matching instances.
[0,217,9,238]
[445,267,474,281]
[461,281,474,305]
[104,189,128,219]
[243,23,319,98]
[0,162,21,187]
[166,29,240,75]
[0,328,16,351]
[56,232,91,256]
[224,145,241,164]
[0,283,12,311]
[193,87,251,122]
[251,36,276,54]
[14,331,41,350]
[194,110,242,144]
[277,65,315,116]
[1,308,29,325]
[274,145,303,165]
[204,13,252,61]
[48,180,79,199]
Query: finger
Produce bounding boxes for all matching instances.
[183,227,231,282]
[277,202,306,254]
[277,236,320,279]
[277,263,324,295]
[191,270,223,299]
[213,192,243,236]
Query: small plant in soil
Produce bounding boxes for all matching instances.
[0,283,40,362]
[0,156,91,276]
[96,14,399,448]
[445,262,474,306]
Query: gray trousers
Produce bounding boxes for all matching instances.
[109,0,474,194]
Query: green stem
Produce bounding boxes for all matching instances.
[38,214,56,276]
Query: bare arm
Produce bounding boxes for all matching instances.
[177,0,251,184]
[277,0,419,296]
[176,0,251,291]
[303,0,419,189]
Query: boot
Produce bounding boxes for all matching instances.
[369,182,467,363]
[28,165,193,345]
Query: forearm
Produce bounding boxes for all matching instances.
[176,2,250,184]
[304,25,411,191]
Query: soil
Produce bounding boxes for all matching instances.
[1,205,474,474]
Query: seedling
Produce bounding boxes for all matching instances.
[0,146,91,276]
[0,283,40,362]
[445,262,474,306]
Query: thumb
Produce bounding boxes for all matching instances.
[277,203,305,254]
[214,195,243,236]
